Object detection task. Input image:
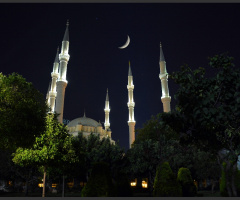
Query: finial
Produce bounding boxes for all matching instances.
[128,61,132,76]
[66,19,69,27]
[106,88,109,101]
[159,42,165,62]
[129,60,131,67]
[83,109,86,117]
[57,46,59,52]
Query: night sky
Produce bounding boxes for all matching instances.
[1,3,240,150]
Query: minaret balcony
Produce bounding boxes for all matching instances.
[161,96,171,101]
[127,85,134,90]
[127,102,135,107]
[104,108,110,112]
[57,78,68,84]
[59,54,70,61]
[51,72,59,78]
[159,73,168,79]
[49,91,57,97]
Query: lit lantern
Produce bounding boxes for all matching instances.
[130,178,137,187]
[142,178,148,188]
[38,183,43,187]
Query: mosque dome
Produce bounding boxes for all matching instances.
[68,116,100,127]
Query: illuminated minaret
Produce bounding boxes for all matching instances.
[104,88,110,131]
[55,21,70,123]
[159,42,171,112]
[127,61,136,148]
[48,48,59,113]
[46,81,51,106]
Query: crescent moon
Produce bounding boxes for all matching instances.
[119,35,130,49]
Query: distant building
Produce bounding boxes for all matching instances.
[67,112,115,145]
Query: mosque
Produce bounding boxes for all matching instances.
[46,21,171,148]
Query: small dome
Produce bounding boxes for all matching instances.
[68,116,100,127]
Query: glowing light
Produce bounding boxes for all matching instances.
[142,181,148,188]
[142,178,148,188]
[130,179,137,187]
[130,182,136,186]
[52,183,57,188]
[38,183,43,187]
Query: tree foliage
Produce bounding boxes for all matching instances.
[0,73,47,150]
[177,167,197,196]
[12,114,76,197]
[129,113,219,191]
[162,53,240,196]
[72,133,124,177]
[81,162,114,197]
[153,162,182,197]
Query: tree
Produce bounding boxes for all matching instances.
[126,139,161,193]
[153,162,182,197]
[70,133,125,182]
[162,53,240,196]
[130,114,219,192]
[177,167,197,196]
[0,73,47,150]
[81,162,114,197]
[12,114,76,197]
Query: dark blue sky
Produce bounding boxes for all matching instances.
[1,3,240,150]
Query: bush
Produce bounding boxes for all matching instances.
[220,162,228,197]
[177,167,197,196]
[81,162,114,197]
[153,162,182,197]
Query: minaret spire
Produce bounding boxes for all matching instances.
[128,61,132,76]
[159,42,171,112]
[104,88,110,131]
[48,48,60,113]
[127,61,136,148]
[160,42,165,62]
[55,21,70,123]
[63,20,69,42]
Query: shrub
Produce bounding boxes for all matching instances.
[220,162,228,197]
[81,162,114,197]
[153,162,182,197]
[177,167,197,196]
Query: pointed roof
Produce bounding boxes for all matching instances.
[63,20,69,42]
[106,88,109,101]
[54,47,59,63]
[83,109,86,118]
[160,42,165,62]
[128,61,132,76]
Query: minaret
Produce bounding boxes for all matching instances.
[104,88,110,131]
[48,48,59,113]
[127,61,136,148]
[46,81,51,107]
[159,43,171,112]
[55,21,70,123]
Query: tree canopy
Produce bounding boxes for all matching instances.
[0,72,47,150]
[161,53,240,196]
[12,113,76,197]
